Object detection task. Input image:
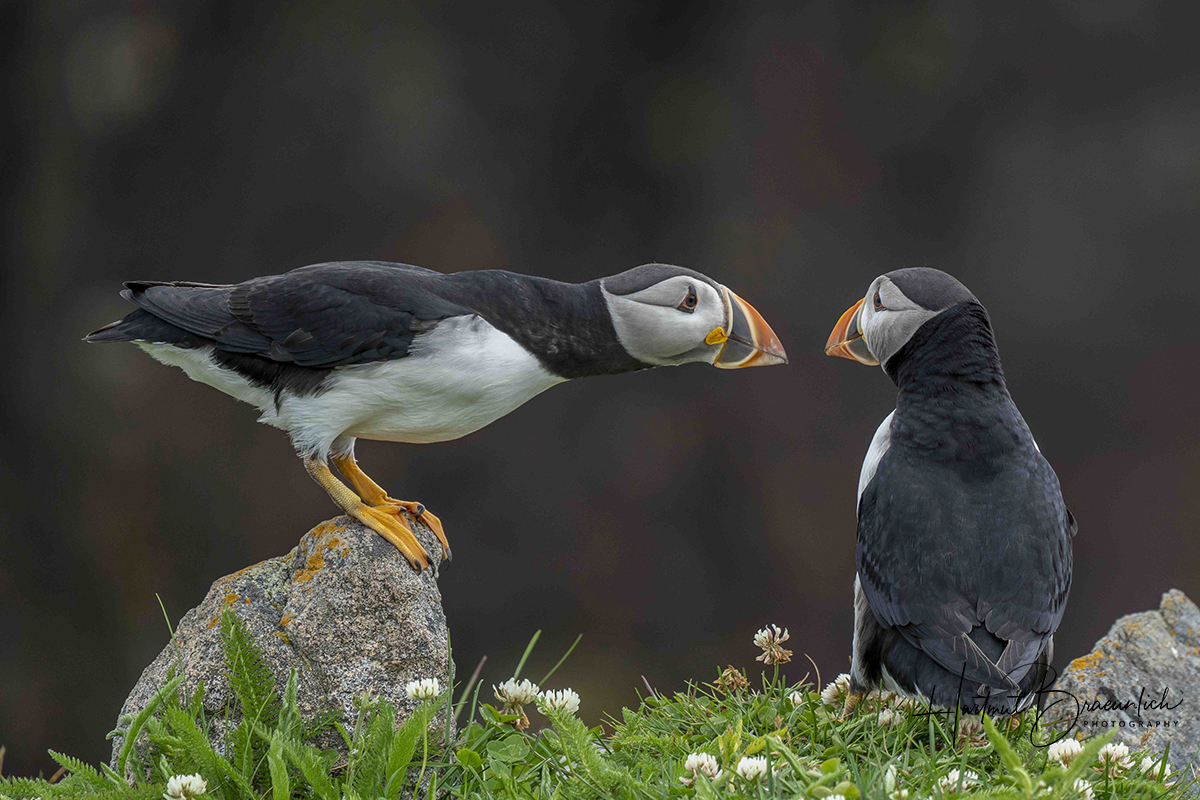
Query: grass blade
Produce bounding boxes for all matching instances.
[538,634,582,686]
[512,630,541,680]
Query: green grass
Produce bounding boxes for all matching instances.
[2,614,1194,799]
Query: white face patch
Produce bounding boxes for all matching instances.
[601,276,727,365]
[858,277,939,369]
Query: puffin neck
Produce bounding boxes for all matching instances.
[441,271,650,379]
[886,300,1007,396]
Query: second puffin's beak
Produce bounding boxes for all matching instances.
[825,298,879,365]
[711,288,788,368]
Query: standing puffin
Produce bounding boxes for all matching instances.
[87,261,786,570]
[825,268,1073,714]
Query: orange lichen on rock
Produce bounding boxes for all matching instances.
[1070,651,1105,672]
[293,535,347,584]
[205,593,243,629]
[310,519,348,538]
[280,611,296,627]
[228,559,269,579]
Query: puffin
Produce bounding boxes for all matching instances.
[824,268,1073,715]
[87,260,787,570]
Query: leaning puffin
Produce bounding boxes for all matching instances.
[87,261,786,570]
[825,268,1073,714]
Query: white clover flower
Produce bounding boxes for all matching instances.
[164,773,208,799]
[679,751,722,785]
[957,715,983,740]
[883,763,897,793]
[1047,738,1083,767]
[938,768,979,791]
[684,752,720,777]
[754,624,793,665]
[494,677,541,707]
[753,624,784,649]
[1073,778,1094,799]
[878,708,896,727]
[820,673,851,706]
[1140,756,1172,780]
[736,755,771,783]
[716,665,749,693]
[1096,742,1131,774]
[404,677,441,700]
[788,690,804,705]
[537,688,580,715]
[826,795,847,800]
[883,765,909,800]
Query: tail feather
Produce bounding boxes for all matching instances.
[84,308,206,347]
[86,280,239,346]
[123,279,229,291]
[123,282,239,337]
[83,318,133,343]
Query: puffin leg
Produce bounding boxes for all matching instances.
[841,692,864,718]
[303,456,431,571]
[331,454,451,561]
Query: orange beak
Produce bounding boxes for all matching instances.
[713,289,788,368]
[824,298,879,365]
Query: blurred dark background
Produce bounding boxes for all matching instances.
[3,0,1199,776]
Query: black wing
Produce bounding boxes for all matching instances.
[856,440,1073,690]
[89,262,471,367]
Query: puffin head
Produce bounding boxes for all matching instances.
[824,267,977,369]
[601,264,787,368]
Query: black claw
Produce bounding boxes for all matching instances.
[443,546,452,563]
[413,503,425,516]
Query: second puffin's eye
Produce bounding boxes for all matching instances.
[873,291,884,311]
[679,286,698,313]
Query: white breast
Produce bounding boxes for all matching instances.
[137,342,275,409]
[857,410,894,513]
[137,317,566,459]
[281,315,566,455]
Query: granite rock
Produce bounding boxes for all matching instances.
[1044,589,1200,775]
[110,514,454,769]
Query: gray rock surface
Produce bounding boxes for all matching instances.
[1044,589,1200,775]
[111,514,454,768]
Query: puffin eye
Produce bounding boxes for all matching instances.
[873,291,884,311]
[678,286,698,313]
